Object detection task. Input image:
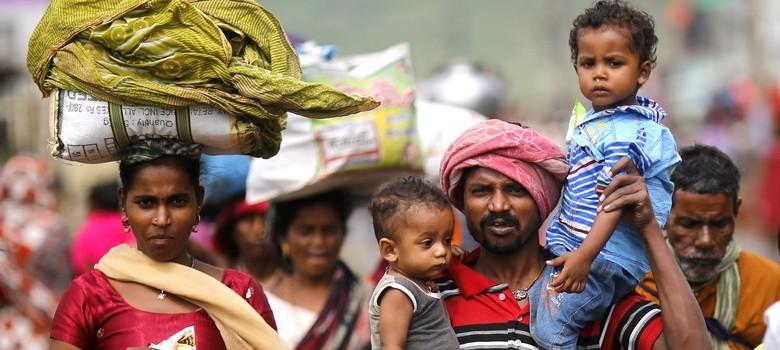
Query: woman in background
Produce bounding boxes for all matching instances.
[213,198,280,285]
[265,190,371,350]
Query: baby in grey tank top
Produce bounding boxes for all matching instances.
[367,176,460,349]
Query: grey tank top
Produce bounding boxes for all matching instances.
[369,273,460,349]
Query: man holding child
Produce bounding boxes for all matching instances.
[435,119,709,349]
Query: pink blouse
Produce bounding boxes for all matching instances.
[51,269,276,349]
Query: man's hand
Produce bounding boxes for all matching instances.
[547,251,591,293]
[598,156,655,231]
[451,244,466,261]
[598,157,710,349]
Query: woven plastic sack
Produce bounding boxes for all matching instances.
[50,90,266,163]
[246,43,421,202]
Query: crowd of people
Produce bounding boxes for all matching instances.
[0,0,778,349]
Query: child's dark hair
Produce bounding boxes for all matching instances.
[369,176,451,242]
[569,0,658,67]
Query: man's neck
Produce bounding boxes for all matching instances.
[473,245,546,291]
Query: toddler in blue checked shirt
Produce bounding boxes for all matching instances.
[530,1,681,348]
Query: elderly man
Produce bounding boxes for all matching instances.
[437,119,709,349]
[636,145,780,349]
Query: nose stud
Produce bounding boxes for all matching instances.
[153,218,159,224]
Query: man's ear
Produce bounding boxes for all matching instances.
[637,60,652,87]
[379,237,399,263]
[735,197,742,217]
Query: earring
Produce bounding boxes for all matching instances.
[191,214,200,233]
[120,215,131,233]
[281,242,290,258]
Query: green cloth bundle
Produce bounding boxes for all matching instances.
[28,0,379,158]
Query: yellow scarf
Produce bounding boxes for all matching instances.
[95,244,288,350]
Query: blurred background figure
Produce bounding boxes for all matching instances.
[418,61,506,119]
[264,190,370,350]
[70,180,134,276]
[213,197,279,285]
[758,84,780,238]
[186,154,256,267]
[0,155,70,350]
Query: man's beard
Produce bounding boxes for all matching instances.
[469,212,533,255]
[677,250,723,284]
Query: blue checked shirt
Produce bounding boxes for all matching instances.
[546,96,681,281]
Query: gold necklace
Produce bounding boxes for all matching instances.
[157,256,195,301]
[512,263,546,301]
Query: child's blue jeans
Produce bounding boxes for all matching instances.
[529,252,637,350]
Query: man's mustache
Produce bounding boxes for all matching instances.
[678,250,722,264]
[480,212,520,229]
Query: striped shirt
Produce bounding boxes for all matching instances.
[437,250,664,349]
[546,96,680,281]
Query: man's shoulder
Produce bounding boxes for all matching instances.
[594,292,664,348]
[739,250,780,269]
[739,250,780,283]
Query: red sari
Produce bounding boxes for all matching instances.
[51,269,276,349]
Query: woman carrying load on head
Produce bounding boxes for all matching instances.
[263,190,371,350]
[50,139,287,350]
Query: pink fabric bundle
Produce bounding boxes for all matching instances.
[439,119,569,223]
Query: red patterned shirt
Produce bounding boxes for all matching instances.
[437,250,663,349]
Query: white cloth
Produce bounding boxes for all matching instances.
[763,301,780,349]
[265,292,318,348]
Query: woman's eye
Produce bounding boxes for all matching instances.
[137,199,153,208]
[323,226,341,236]
[171,198,187,207]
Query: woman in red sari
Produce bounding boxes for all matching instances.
[50,140,286,350]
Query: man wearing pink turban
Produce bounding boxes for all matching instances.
[436,119,709,350]
[439,119,568,246]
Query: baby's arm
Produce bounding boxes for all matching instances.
[378,288,414,350]
[548,208,622,293]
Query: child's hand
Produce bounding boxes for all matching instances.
[546,252,591,293]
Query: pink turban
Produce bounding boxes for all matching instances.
[439,119,569,222]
